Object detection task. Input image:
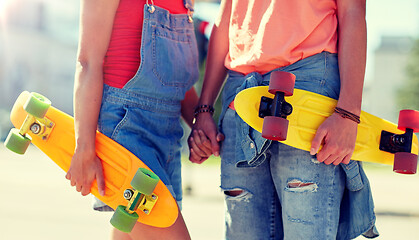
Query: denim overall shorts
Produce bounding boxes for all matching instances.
[93,2,199,211]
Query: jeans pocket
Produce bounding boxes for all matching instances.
[322,53,340,99]
[341,161,364,192]
[98,102,130,140]
[110,106,129,140]
[152,26,198,88]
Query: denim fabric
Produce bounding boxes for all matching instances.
[219,52,378,239]
[93,4,198,211]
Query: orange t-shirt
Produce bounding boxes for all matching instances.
[225,0,338,75]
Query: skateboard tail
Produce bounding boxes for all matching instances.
[10,91,31,128]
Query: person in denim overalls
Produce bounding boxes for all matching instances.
[189,0,379,239]
[67,0,198,239]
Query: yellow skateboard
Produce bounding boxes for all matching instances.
[4,91,178,232]
[234,71,419,174]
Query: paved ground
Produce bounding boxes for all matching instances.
[0,145,418,239]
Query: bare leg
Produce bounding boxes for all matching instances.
[111,208,190,240]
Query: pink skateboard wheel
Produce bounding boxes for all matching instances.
[393,152,418,174]
[268,71,296,96]
[262,116,289,141]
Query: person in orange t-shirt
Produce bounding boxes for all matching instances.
[67,0,200,239]
[189,0,378,239]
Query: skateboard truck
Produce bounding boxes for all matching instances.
[6,92,55,153]
[123,188,158,215]
[111,168,161,232]
[259,94,293,119]
[258,71,296,141]
[379,128,413,154]
[259,71,295,120]
[19,114,55,141]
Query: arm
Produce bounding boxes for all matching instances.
[181,87,199,128]
[311,0,367,165]
[188,0,232,163]
[65,0,120,196]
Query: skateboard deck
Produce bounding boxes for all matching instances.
[5,91,178,231]
[234,72,419,174]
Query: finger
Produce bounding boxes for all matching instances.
[193,130,211,155]
[192,130,203,146]
[189,137,207,157]
[188,149,195,162]
[332,158,344,166]
[81,184,91,196]
[317,154,329,164]
[316,147,331,163]
[324,155,340,165]
[341,155,351,165]
[196,131,212,156]
[322,145,342,165]
[189,148,202,163]
[189,149,208,164]
[310,129,326,155]
[65,172,71,180]
[198,130,212,151]
[70,178,77,187]
[208,133,221,157]
[76,183,82,192]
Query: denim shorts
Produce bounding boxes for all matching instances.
[92,4,198,211]
[219,52,375,239]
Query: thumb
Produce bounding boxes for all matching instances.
[97,174,106,196]
[310,129,325,155]
[211,132,225,157]
[209,133,221,157]
[96,163,106,196]
[216,132,225,142]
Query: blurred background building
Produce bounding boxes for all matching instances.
[364,36,415,123]
[0,0,78,111]
[0,0,79,139]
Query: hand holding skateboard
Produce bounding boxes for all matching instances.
[234,71,419,174]
[4,91,178,232]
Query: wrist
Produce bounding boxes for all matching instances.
[192,111,213,125]
[194,104,214,117]
[334,107,361,124]
[75,137,96,154]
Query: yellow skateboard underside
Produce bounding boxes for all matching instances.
[235,86,419,166]
[10,91,178,228]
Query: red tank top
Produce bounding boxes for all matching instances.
[103,0,188,88]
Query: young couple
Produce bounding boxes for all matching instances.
[69,0,378,239]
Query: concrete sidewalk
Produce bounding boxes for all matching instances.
[0,146,418,239]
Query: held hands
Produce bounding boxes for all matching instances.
[310,113,358,165]
[188,112,224,164]
[65,146,106,196]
